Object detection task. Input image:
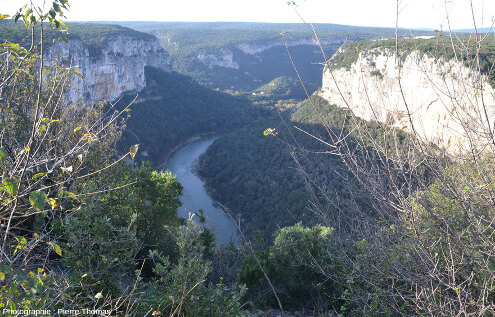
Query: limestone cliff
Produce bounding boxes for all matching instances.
[46,33,170,102]
[320,47,495,153]
[197,49,239,69]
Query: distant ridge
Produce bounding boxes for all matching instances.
[453,27,494,33]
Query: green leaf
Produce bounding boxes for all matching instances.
[15,236,27,245]
[73,126,82,133]
[0,14,10,20]
[73,70,83,80]
[0,147,6,165]
[58,20,68,32]
[64,190,76,199]
[0,265,12,274]
[3,179,18,196]
[47,198,57,210]
[23,8,32,24]
[29,191,47,211]
[130,144,139,159]
[48,242,62,256]
[38,125,46,133]
[263,128,276,136]
[32,172,46,179]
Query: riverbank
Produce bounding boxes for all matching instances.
[193,152,243,225]
[158,131,218,171]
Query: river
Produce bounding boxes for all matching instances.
[166,136,240,246]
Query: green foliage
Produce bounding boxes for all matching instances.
[134,163,183,260]
[239,223,342,310]
[199,116,317,237]
[0,268,51,314]
[2,179,18,197]
[253,76,315,99]
[0,147,6,165]
[28,191,47,211]
[402,162,495,310]
[143,221,247,316]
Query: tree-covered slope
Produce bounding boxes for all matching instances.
[252,76,317,100]
[198,95,374,237]
[118,67,265,164]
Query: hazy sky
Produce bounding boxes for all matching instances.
[1,0,494,30]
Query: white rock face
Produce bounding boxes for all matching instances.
[45,35,170,102]
[236,39,341,55]
[196,49,239,69]
[321,48,495,153]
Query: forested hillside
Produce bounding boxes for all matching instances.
[198,95,388,237]
[117,67,265,164]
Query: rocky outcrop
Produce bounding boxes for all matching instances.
[197,49,239,69]
[321,47,495,153]
[46,34,170,102]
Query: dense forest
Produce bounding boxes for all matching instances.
[117,67,265,164]
[198,95,407,238]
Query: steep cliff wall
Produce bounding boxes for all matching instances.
[197,49,239,69]
[321,47,495,153]
[46,34,170,102]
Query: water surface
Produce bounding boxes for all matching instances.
[166,136,239,245]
